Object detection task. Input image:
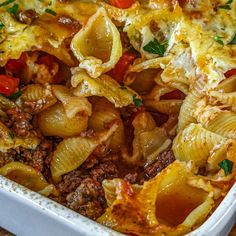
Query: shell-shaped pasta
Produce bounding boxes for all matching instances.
[0,121,40,152]
[72,71,139,108]
[102,179,142,207]
[88,98,124,151]
[21,84,57,113]
[178,93,198,131]
[98,161,215,235]
[140,127,172,164]
[145,99,182,114]
[51,123,118,182]
[52,85,92,118]
[71,7,122,78]
[0,162,57,195]
[195,106,236,139]
[172,123,227,167]
[210,91,236,106]
[122,112,157,164]
[217,75,236,93]
[37,102,88,138]
[0,94,16,110]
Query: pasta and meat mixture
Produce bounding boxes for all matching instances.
[0,0,235,235]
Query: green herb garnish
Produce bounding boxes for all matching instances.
[213,35,224,45]
[218,159,233,176]
[229,34,236,44]
[0,0,15,7]
[7,90,21,100]
[219,0,233,10]
[0,22,5,30]
[45,8,56,16]
[133,95,143,107]
[7,3,19,15]
[143,39,168,57]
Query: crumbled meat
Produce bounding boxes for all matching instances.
[66,178,105,220]
[0,152,14,168]
[124,172,138,184]
[5,108,33,138]
[58,169,83,194]
[90,161,119,182]
[144,150,175,179]
[18,9,38,25]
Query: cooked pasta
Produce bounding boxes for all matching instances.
[0,0,235,235]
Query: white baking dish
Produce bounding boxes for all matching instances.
[0,175,235,236]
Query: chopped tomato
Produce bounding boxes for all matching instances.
[224,69,236,78]
[0,75,19,96]
[5,53,27,74]
[160,90,186,100]
[37,54,63,84]
[109,51,137,83]
[110,0,134,9]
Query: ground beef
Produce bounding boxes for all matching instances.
[58,169,83,194]
[144,150,175,179]
[0,152,14,168]
[124,172,138,184]
[66,178,105,220]
[5,108,33,138]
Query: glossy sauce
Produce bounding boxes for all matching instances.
[155,183,207,227]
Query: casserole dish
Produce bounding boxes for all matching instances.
[0,175,235,236]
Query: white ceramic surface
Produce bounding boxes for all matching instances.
[0,175,235,236]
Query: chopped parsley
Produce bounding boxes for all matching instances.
[218,159,233,176]
[0,22,5,30]
[7,90,21,100]
[213,35,224,45]
[0,0,15,7]
[219,0,233,9]
[133,95,143,107]
[45,8,56,16]
[229,34,236,45]
[7,3,19,15]
[143,39,168,57]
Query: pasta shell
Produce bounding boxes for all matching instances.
[37,102,88,138]
[88,98,125,151]
[71,7,122,78]
[172,123,227,167]
[72,71,139,108]
[0,162,57,195]
[98,161,215,235]
[210,90,236,106]
[52,85,92,118]
[178,93,198,131]
[217,75,236,93]
[21,84,57,114]
[0,94,16,110]
[51,123,118,182]
[195,106,236,139]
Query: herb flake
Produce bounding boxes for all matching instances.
[0,22,5,30]
[229,34,236,45]
[219,0,233,10]
[218,159,233,176]
[7,90,21,100]
[213,35,224,45]
[45,8,56,16]
[133,95,143,107]
[7,3,19,15]
[0,0,15,7]
[143,39,168,57]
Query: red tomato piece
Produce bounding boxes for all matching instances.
[160,90,186,100]
[110,0,134,9]
[0,75,19,96]
[109,51,137,83]
[5,53,27,74]
[224,69,236,78]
